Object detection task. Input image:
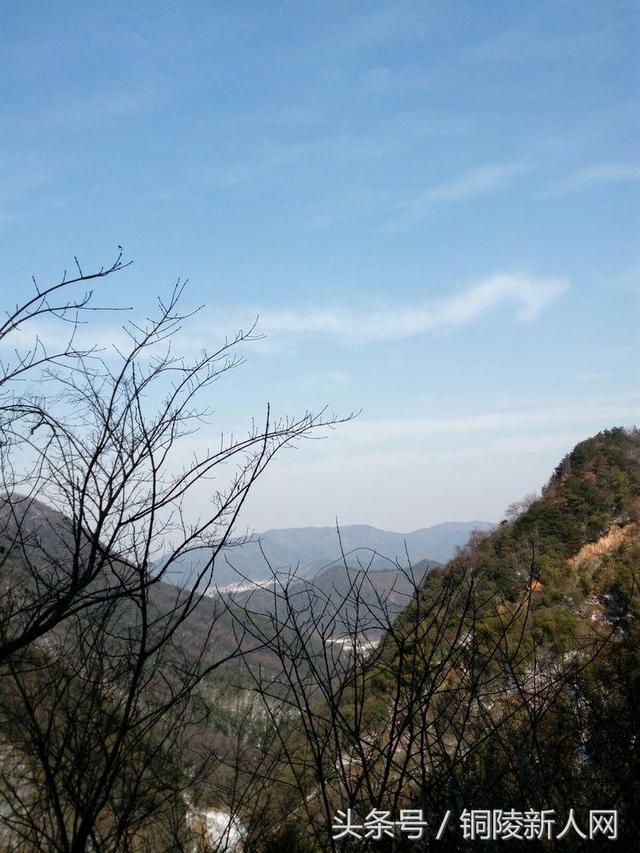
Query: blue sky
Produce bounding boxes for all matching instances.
[2,1,639,531]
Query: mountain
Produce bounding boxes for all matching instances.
[222,556,440,646]
[4,428,639,850]
[231,427,640,850]
[351,426,640,846]
[164,520,496,588]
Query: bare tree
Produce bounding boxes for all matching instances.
[0,263,348,851]
[223,544,620,852]
[0,250,131,662]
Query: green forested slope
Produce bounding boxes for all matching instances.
[243,429,640,852]
[365,427,640,849]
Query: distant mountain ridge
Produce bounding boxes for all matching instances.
[166,520,496,588]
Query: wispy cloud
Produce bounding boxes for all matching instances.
[59,89,154,127]
[243,396,638,529]
[332,397,639,448]
[3,86,159,134]
[202,133,388,189]
[348,4,429,49]
[425,162,532,203]
[0,318,135,358]
[390,161,532,229]
[2,273,568,357]
[358,66,437,96]
[251,273,568,345]
[545,163,640,196]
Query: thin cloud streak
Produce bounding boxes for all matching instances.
[389,160,532,229]
[332,398,640,448]
[254,273,568,344]
[424,161,532,203]
[1,273,569,356]
[545,163,640,196]
[2,86,161,135]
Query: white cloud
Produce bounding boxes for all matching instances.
[253,273,568,345]
[389,161,532,229]
[330,397,640,448]
[235,396,638,529]
[0,318,134,355]
[424,161,532,203]
[545,163,640,196]
[358,66,436,95]
[1,273,568,358]
[203,133,389,189]
[2,86,160,136]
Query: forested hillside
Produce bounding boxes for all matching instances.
[224,428,640,851]
[1,429,638,851]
